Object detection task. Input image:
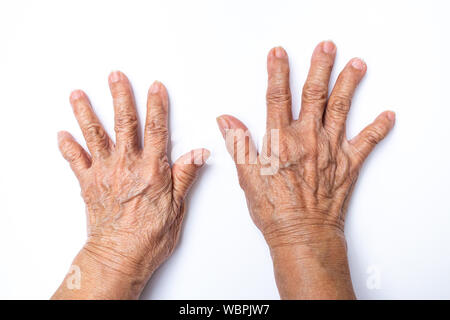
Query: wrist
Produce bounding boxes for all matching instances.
[263,220,355,299]
[270,242,355,299]
[52,243,153,300]
[262,216,345,249]
[83,239,156,280]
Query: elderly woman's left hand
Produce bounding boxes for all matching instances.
[216,42,395,299]
[52,71,209,299]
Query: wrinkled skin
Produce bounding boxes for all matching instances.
[217,41,395,299]
[53,72,209,299]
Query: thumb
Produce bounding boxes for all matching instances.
[216,114,258,166]
[216,114,258,188]
[172,148,210,205]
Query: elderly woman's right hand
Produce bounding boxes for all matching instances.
[217,41,395,299]
[53,71,209,299]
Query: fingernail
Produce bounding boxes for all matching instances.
[274,47,287,58]
[216,116,230,138]
[70,90,83,101]
[149,81,161,94]
[322,41,336,54]
[188,149,211,166]
[195,149,211,165]
[202,149,211,161]
[109,71,122,83]
[351,58,365,70]
[386,111,396,123]
[57,131,68,143]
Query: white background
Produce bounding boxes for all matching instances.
[0,0,449,299]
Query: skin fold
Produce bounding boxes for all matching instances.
[52,71,209,299]
[216,41,395,299]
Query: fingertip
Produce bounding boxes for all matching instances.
[386,110,396,123]
[148,80,168,98]
[147,81,168,116]
[108,70,128,86]
[70,89,85,103]
[350,57,367,72]
[57,131,71,145]
[268,47,276,58]
[381,110,396,129]
[57,131,91,171]
[57,131,75,157]
[274,46,287,59]
[216,115,230,137]
[312,40,336,60]
[217,114,249,131]
[172,148,210,202]
[177,148,210,166]
[268,46,288,59]
[149,80,161,95]
[321,40,336,54]
[193,148,210,166]
[267,47,289,74]
[203,148,211,161]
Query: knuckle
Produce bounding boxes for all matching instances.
[277,130,292,161]
[365,128,384,145]
[302,82,327,102]
[304,146,319,160]
[267,85,291,105]
[299,132,320,160]
[115,112,138,132]
[145,120,168,138]
[62,145,82,162]
[301,117,321,134]
[84,123,104,140]
[86,132,109,151]
[329,95,351,115]
[278,143,290,163]
[146,110,168,132]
